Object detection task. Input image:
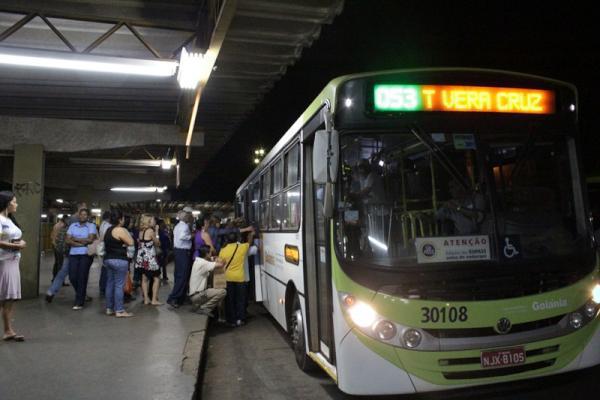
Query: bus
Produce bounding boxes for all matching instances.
[235,68,600,395]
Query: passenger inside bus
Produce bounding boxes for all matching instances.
[435,179,485,235]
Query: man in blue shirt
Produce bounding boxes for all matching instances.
[167,209,193,308]
[66,208,97,310]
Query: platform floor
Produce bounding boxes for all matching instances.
[0,254,207,400]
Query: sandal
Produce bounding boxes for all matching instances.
[3,334,25,342]
[115,312,134,318]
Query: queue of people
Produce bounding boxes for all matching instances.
[167,208,257,327]
[27,203,256,326]
[1,195,259,343]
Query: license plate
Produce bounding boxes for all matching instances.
[480,347,526,369]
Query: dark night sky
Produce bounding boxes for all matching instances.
[184,1,600,201]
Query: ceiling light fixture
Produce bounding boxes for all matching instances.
[0,47,178,77]
[177,48,208,89]
[111,186,167,193]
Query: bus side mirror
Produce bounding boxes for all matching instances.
[313,130,328,184]
[312,129,339,184]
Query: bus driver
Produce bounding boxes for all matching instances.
[436,179,485,235]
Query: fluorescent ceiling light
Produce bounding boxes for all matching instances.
[161,159,173,170]
[192,210,201,216]
[111,186,167,193]
[56,198,64,203]
[177,48,209,89]
[0,47,177,77]
[41,214,48,218]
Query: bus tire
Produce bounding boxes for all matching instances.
[290,295,315,372]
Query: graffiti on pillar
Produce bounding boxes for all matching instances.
[14,181,42,197]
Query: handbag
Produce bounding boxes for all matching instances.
[96,241,105,257]
[123,272,133,295]
[87,239,101,256]
[213,244,239,289]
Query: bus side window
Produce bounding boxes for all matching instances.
[285,143,300,186]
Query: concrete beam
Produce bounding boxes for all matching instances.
[0,116,204,152]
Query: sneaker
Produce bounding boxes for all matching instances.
[72,305,83,310]
[236,320,245,327]
[45,293,54,303]
[106,309,115,316]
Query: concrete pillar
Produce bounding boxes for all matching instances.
[12,144,44,299]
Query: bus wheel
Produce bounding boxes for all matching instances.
[290,295,315,371]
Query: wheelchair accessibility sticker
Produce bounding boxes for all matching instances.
[502,235,522,260]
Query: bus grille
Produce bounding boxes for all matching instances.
[378,270,583,301]
[424,315,565,338]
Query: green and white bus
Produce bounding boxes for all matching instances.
[235,68,600,395]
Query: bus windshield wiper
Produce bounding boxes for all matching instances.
[409,124,471,191]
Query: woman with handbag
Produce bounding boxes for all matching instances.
[104,209,135,318]
[135,214,162,305]
[0,191,26,341]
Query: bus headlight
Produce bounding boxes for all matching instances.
[348,302,377,328]
[403,329,423,348]
[584,301,597,318]
[373,320,397,340]
[592,284,600,304]
[339,292,432,350]
[569,312,583,329]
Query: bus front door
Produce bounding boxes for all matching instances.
[305,171,335,364]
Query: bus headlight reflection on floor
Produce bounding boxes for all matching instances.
[348,302,377,328]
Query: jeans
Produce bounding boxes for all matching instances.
[104,258,129,313]
[99,262,107,295]
[47,257,69,296]
[69,255,93,306]
[167,248,191,305]
[226,281,247,324]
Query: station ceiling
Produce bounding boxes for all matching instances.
[0,0,344,200]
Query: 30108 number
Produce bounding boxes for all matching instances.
[421,306,468,323]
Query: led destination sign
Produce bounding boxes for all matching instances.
[373,84,555,114]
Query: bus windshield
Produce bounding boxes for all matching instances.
[335,130,591,269]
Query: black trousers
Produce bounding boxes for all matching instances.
[52,247,64,280]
